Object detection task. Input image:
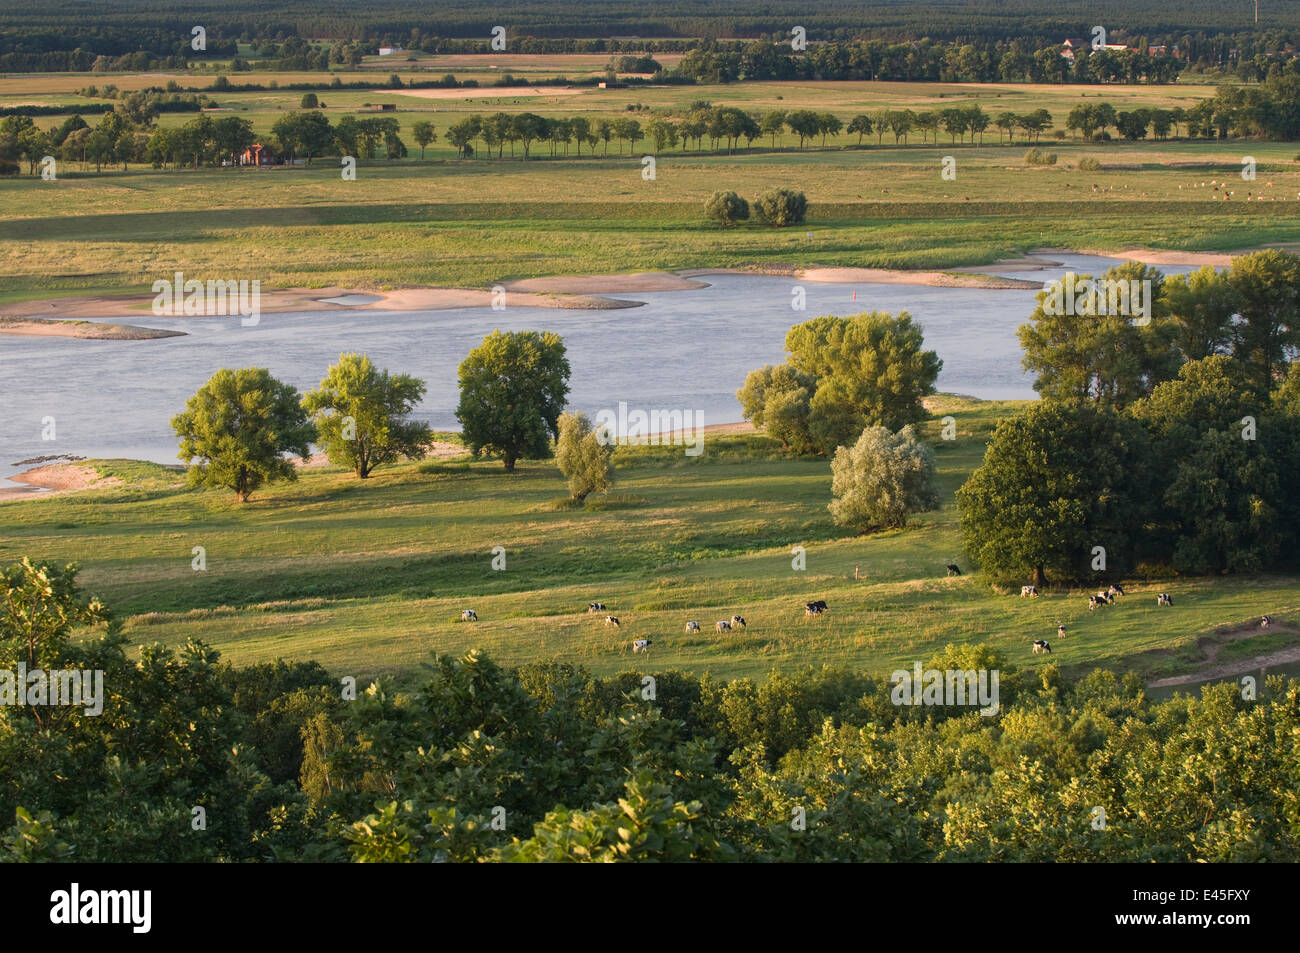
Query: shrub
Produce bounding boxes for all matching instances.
[753,188,808,226]
[300,92,319,108]
[828,425,939,532]
[555,411,615,502]
[704,190,750,226]
[1024,148,1058,166]
[1077,156,1102,171]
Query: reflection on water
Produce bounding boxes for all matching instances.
[0,255,1194,480]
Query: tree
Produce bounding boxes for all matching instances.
[785,109,820,149]
[828,426,939,532]
[302,353,431,479]
[1162,265,1238,361]
[1226,249,1300,399]
[761,110,788,147]
[300,93,319,108]
[456,331,570,471]
[1131,356,1291,573]
[784,311,942,451]
[445,117,479,158]
[753,188,807,227]
[736,364,816,452]
[847,114,872,145]
[704,190,749,225]
[1017,263,1178,408]
[555,412,614,502]
[411,120,435,158]
[957,402,1152,587]
[171,368,315,502]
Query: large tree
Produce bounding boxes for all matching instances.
[171,367,314,502]
[1018,262,1178,408]
[456,330,570,471]
[1130,356,1292,573]
[1226,249,1300,399]
[302,353,431,479]
[957,401,1152,587]
[784,311,942,453]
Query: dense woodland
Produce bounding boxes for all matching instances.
[1,0,1298,76]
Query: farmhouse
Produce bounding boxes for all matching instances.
[238,143,274,166]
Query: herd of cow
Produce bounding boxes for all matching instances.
[454,599,831,655]
[452,564,1270,660]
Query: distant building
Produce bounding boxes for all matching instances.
[378,46,401,56]
[361,103,397,111]
[238,144,274,166]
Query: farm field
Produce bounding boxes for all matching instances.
[4,75,1299,301]
[2,397,1294,689]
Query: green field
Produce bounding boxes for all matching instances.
[3,397,1295,688]
[3,75,1299,301]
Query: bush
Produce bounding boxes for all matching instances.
[753,188,808,226]
[828,425,939,532]
[555,411,615,502]
[1024,148,1058,166]
[704,190,750,226]
[300,92,319,108]
[1077,156,1102,171]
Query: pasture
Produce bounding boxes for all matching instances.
[2,397,1295,688]
[4,74,1300,301]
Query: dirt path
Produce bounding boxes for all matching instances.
[1148,623,1300,688]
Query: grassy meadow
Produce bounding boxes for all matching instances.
[3,73,1300,301]
[2,397,1296,688]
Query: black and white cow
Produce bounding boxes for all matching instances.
[605,616,620,628]
[716,620,732,633]
[685,620,701,634]
[730,615,746,628]
[803,599,828,617]
[1032,640,1052,654]
[1088,595,1104,611]
[946,564,962,577]
[461,609,477,622]
[588,603,606,613]
[1157,593,1173,607]
[1107,583,1125,598]
[1057,621,1066,639]
[632,639,652,654]
[1021,585,1039,597]
[1261,615,1272,628]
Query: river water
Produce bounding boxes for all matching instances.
[0,254,1195,485]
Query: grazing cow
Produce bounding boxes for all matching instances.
[1261,615,1272,628]
[632,639,652,654]
[685,620,701,634]
[588,603,606,613]
[1057,621,1066,639]
[1107,583,1125,598]
[804,600,827,617]
[716,620,732,633]
[1097,591,1114,605]
[946,564,962,577]
[1157,593,1173,607]
[1088,595,1102,611]
[605,616,620,628]
[461,609,477,622]
[730,615,746,628]
[1021,585,1038,597]
[1032,640,1052,654]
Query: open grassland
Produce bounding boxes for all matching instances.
[3,75,1299,300]
[2,141,1298,301]
[2,398,1296,688]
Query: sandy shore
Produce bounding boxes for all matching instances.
[8,244,1287,336]
[0,463,122,499]
[0,317,186,339]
